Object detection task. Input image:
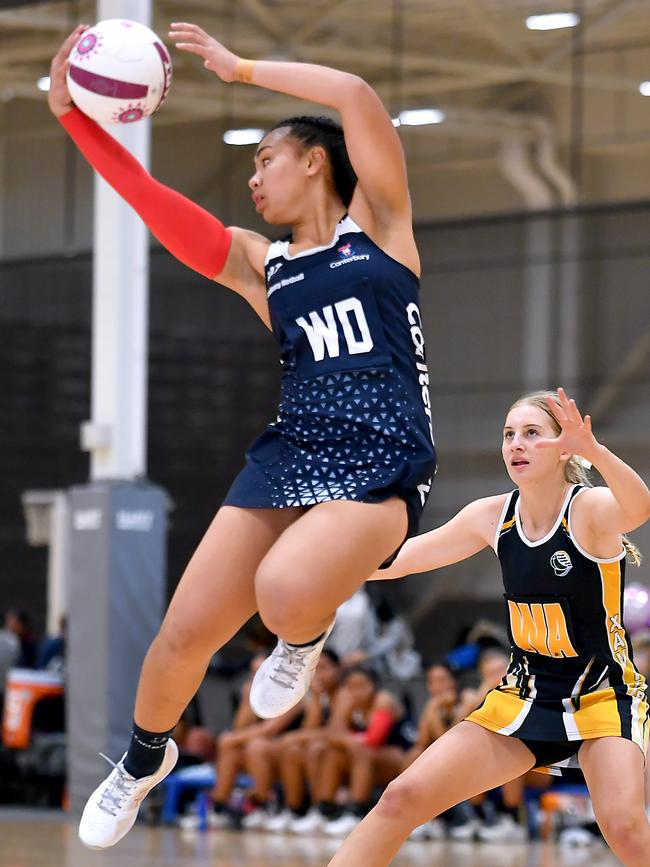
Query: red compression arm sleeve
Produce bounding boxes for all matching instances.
[59,108,232,279]
[362,708,396,747]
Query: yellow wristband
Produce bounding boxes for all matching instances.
[235,58,256,84]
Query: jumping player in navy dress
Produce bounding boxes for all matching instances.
[328,389,650,867]
[47,23,436,849]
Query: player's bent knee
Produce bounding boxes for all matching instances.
[599,812,647,851]
[245,737,269,757]
[347,737,371,755]
[156,619,212,659]
[257,586,309,635]
[375,779,422,824]
[307,740,326,759]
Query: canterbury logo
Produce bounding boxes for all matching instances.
[267,262,283,280]
[550,550,573,576]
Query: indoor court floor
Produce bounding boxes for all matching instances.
[0,810,623,867]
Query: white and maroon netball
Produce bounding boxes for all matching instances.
[66,19,172,124]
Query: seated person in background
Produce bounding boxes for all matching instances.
[409,662,459,762]
[327,589,376,665]
[454,648,535,842]
[406,662,459,841]
[5,610,37,669]
[248,649,342,833]
[342,594,421,680]
[454,647,511,723]
[0,615,19,719]
[310,666,415,838]
[172,708,216,768]
[180,655,304,829]
[36,615,66,672]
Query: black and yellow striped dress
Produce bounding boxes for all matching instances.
[467,484,648,775]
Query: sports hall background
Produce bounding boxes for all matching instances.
[1,0,649,662]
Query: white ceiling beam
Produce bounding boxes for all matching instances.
[491,0,646,111]
[293,0,354,43]
[460,0,530,66]
[0,10,70,30]
[540,0,645,68]
[238,0,285,43]
[301,42,641,94]
[0,36,641,98]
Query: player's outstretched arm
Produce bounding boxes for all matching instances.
[540,388,650,534]
[370,495,506,581]
[48,28,271,327]
[170,23,411,224]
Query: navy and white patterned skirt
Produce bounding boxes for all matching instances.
[223,367,437,544]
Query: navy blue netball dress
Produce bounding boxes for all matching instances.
[223,214,437,547]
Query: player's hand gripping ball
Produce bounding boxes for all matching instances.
[66,19,172,124]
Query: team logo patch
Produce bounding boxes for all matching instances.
[550,550,573,576]
[330,243,370,268]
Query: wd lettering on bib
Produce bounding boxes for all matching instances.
[296,297,374,362]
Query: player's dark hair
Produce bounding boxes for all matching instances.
[340,664,380,689]
[425,659,455,677]
[321,648,341,667]
[270,115,358,207]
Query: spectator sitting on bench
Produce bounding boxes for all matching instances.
[179,655,304,830]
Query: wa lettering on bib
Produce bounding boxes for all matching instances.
[507,598,578,659]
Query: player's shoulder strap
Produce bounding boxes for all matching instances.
[494,489,519,552]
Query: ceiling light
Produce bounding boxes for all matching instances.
[37,76,51,92]
[395,108,445,127]
[223,128,264,146]
[640,82,650,97]
[526,13,580,31]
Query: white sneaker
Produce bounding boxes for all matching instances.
[79,739,179,850]
[178,810,230,831]
[250,624,334,719]
[409,818,445,841]
[241,807,271,830]
[289,808,324,834]
[263,809,294,832]
[477,814,526,843]
[323,813,361,837]
[558,826,596,847]
[448,818,478,841]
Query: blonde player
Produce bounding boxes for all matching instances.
[328,388,650,867]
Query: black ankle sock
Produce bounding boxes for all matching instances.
[319,801,341,820]
[287,632,325,649]
[350,801,371,818]
[249,794,267,809]
[123,721,175,779]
